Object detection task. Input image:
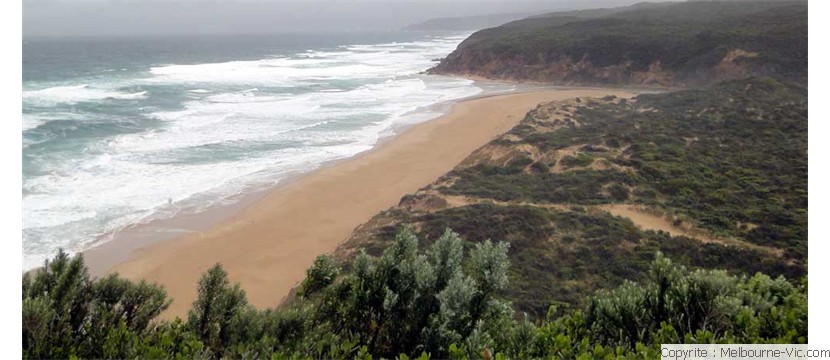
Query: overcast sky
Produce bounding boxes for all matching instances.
[23,0,645,38]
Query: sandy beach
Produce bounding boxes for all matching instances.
[90,88,636,318]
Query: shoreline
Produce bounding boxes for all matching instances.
[81,79,532,275]
[85,86,638,318]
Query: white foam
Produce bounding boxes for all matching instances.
[146,33,472,87]
[23,84,147,106]
[22,112,92,131]
[22,114,49,131]
[22,32,488,270]
[149,60,379,85]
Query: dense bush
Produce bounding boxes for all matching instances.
[403,203,803,317]
[444,168,635,204]
[22,250,177,359]
[23,229,807,358]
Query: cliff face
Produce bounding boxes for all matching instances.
[429,1,807,87]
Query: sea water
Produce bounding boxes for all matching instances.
[22,31,513,270]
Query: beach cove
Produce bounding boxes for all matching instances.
[86,88,637,318]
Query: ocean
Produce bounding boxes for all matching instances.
[22,31,513,270]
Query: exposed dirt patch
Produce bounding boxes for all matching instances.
[597,204,785,257]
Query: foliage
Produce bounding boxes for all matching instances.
[311,227,515,358]
[560,153,594,168]
[300,255,340,298]
[187,264,250,357]
[405,203,802,317]
[22,250,172,359]
[23,239,806,358]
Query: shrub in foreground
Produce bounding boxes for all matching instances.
[22,228,807,359]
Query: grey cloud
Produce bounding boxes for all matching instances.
[23,0,644,38]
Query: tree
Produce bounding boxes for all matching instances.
[23,250,171,359]
[22,232,807,359]
[187,263,250,357]
[300,255,340,298]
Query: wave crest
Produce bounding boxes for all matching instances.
[23,84,147,106]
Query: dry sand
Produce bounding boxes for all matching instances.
[96,88,636,318]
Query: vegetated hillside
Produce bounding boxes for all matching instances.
[333,77,807,318]
[428,1,807,87]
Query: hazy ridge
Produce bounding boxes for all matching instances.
[404,13,533,31]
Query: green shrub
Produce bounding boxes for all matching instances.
[300,255,340,297]
[23,233,807,359]
[561,153,595,168]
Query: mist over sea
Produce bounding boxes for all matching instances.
[22,31,507,270]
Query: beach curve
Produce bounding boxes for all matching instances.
[91,88,637,318]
